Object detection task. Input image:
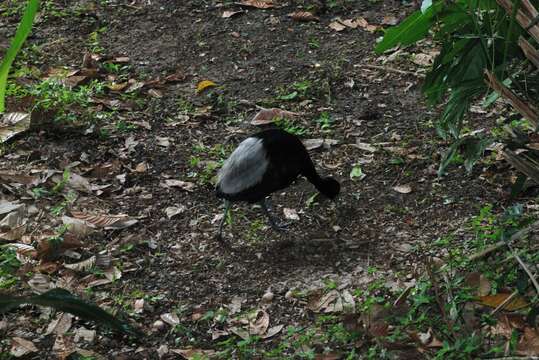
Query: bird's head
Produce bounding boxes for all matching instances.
[320,177,340,199]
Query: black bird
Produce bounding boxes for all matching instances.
[215,128,340,239]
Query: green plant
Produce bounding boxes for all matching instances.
[87,27,107,54]
[315,111,333,131]
[0,0,39,113]
[376,0,528,175]
[0,247,21,289]
[0,288,141,336]
[274,117,308,136]
[308,37,320,49]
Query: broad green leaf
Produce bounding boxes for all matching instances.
[0,0,40,113]
[483,78,512,107]
[375,3,441,53]
[437,138,464,176]
[0,288,141,337]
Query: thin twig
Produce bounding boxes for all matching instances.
[362,64,426,78]
[425,260,454,336]
[512,252,539,294]
[490,290,519,316]
[467,220,539,263]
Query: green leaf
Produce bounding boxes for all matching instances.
[463,137,493,173]
[349,165,365,180]
[278,91,298,100]
[375,4,440,54]
[437,138,464,176]
[483,78,512,107]
[0,0,40,113]
[0,288,142,337]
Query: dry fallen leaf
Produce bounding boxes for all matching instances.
[6,243,37,261]
[71,211,138,230]
[517,327,539,356]
[45,313,73,336]
[393,184,412,194]
[62,216,95,238]
[0,200,24,216]
[10,337,38,358]
[464,272,491,296]
[288,11,319,22]
[237,0,274,9]
[261,324,284,339]
[196,80,217,93]
[329,21,346,32]
[0,112,32,144]
[0,224,26,242]
[63,256,96,272]
[52,335,76,360]
[381,15,399,25]
[354,141,377,152]
[164,179,196,192]
[165,206,186,219]
[0,171,40,186]
[160,313,180,326]
[308,290,340,313]
[302,138,339,150]
[251,107,300,125]
[355,16,379,32]
[478,293,528,311]
[171,348,217,360]
[340,18,359,28]
[249,310,270,336]
[222,10,243,18]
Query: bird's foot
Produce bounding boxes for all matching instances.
[215,231,231,248]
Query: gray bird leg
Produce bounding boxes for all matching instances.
[217,200,231,241]
[260,197,290,231]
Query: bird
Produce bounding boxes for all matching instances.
[215,128,340,240]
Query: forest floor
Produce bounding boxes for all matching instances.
[1,0,537,359]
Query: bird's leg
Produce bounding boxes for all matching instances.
[217,200,231,241]
[261,197,290,231]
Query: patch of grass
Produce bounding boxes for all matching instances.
[315,111,333,132]
[308,37,320,49]
[87,27,107,54]
[366,203,537,358]
[0,247,21,289]
[274,117,308,137]
[188,143,233,186]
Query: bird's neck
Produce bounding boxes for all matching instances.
[302,165,325,192]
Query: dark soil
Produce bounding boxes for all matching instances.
[0,0,510,358]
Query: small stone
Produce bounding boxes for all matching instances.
[284,290,295,300]
[27,205,39,216]
[261,290,274,303]
[156,344,169,358]
[74,328,96,344]
[152,320,166,332]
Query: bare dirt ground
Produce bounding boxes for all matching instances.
[0,0,513,358]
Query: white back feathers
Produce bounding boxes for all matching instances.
[217,137,268,195]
